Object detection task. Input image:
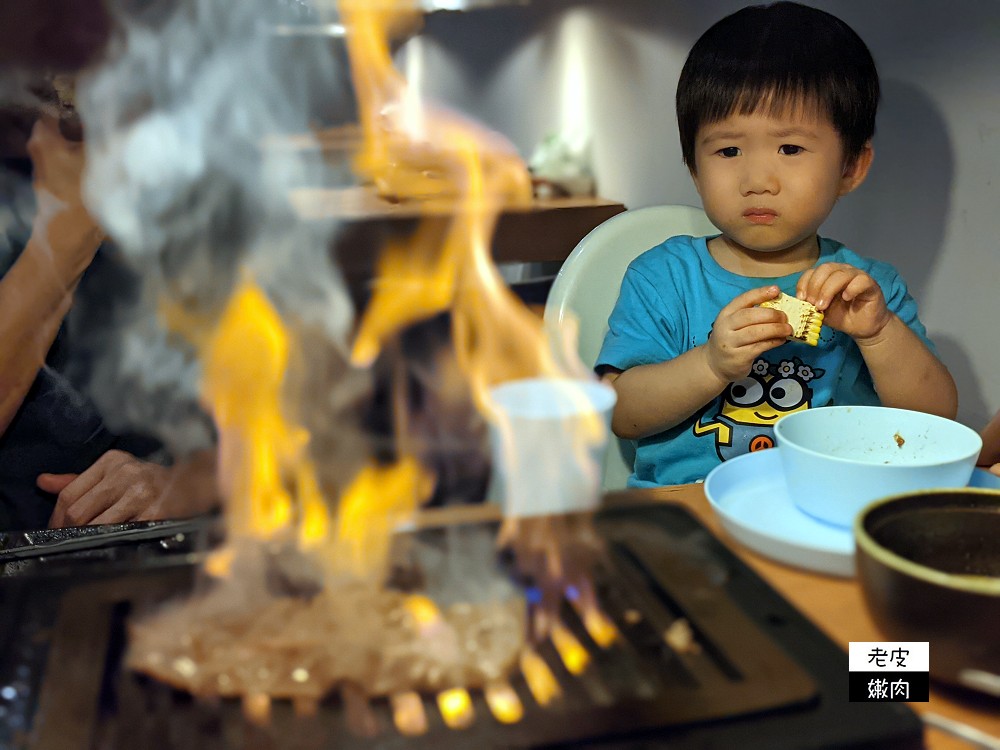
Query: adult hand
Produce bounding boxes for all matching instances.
[705,285,791,382]
[26,115,103,275]
[41,448,220,527]
[797,262,892,341]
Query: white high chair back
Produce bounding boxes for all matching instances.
[544,205,718,490]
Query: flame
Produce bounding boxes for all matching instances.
[403,594,443,633]
[484,682,524,724]
[171,272,432,582]
[567,582,619,648]
[550,621,590,676]
[578,604,619,649]
[243,693,272,726]
[199,277,317,540]
[390,691,428,736]
[325,456,433,579]
[125,0,608,724]
[436,687,475,729]
[338,0,558,410]
[519,647,561,707]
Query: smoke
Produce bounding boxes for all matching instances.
[69,0,364,458]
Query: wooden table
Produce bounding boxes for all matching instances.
[631,483,1000,750]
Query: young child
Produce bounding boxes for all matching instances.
[596,1,957,487]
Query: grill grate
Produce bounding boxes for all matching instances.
[0,504,922,749]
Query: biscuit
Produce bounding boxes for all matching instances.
[760,293,824,346]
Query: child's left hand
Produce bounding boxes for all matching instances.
[796,262,892,341]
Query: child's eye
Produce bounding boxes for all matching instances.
[779,144,804,155]
[717,146,740,158]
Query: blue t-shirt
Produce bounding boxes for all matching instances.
[595,235,935,488]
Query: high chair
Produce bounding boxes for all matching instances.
[544,204,718,490]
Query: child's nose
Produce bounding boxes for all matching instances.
[740,159,779,196]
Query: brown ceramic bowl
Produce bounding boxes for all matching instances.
[854,488,1000,690]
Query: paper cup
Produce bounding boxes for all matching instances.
[488,377,616,517]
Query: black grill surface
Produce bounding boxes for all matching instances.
[0,504,923,749]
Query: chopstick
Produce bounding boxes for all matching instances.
[923,712,1000,750]
[960,669,1000,698]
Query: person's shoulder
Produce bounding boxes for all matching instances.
[629,234,704,273]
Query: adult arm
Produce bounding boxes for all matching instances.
[0,117,103,435]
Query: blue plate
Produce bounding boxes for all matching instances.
[703,449,1000,578]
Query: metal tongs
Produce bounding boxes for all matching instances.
[0,516,214,561]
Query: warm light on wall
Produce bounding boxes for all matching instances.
[555,9,595,153]
[402,35,426,139]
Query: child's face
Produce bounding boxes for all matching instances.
[690,105,871,258]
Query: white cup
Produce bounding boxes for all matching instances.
[488,377,616,517]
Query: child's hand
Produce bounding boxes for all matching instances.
[705,285,791,382]
[797,263,891,341]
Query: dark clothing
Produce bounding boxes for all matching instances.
[0,241,163,531]
[0,162,160,530]
[0,367,116,530]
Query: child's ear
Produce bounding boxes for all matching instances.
[839,142,874,196]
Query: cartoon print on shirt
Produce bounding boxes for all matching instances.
[693,357,825,462]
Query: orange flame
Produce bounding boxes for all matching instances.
[550,620,590,675]
[520,647,561,706]
[154,0,608,673]
[327,457,433,580]
[484,681,524,724]
[338,0,559,410]
[437,687,475,730]
[390,691,429,736]
[200,277,317,540]
[167,273,431,582]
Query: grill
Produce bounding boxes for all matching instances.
[0,518,217,573]
[0,504,922,749]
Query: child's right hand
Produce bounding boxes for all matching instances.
[705,285,792,382]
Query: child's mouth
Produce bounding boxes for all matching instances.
[744,208,777,225]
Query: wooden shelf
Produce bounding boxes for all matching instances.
[292,186,625,268]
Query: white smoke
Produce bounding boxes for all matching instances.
[71,0,362,458]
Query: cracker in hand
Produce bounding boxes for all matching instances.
[759,292,824,346]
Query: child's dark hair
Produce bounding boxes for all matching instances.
[677,2,879,170]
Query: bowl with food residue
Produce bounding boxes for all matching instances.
[774,406,981,528]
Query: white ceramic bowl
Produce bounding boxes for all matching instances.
[774,406,981,528]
